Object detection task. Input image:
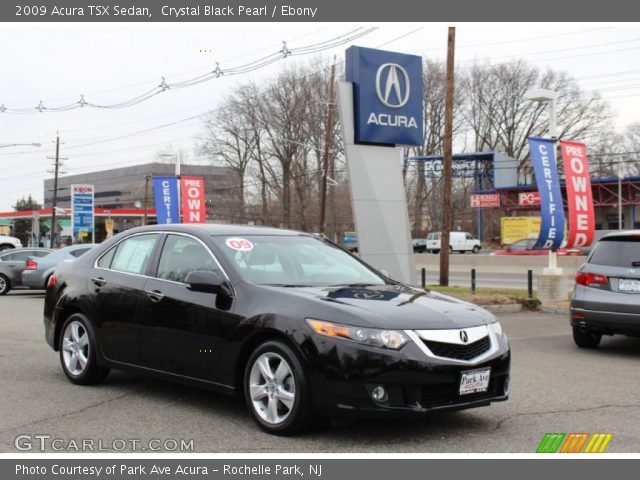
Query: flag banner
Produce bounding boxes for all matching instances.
[181,176,206,224]
[560,140,596,248]
[152,176,180,224]
[528,137,565,249]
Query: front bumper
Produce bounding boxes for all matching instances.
[301,328,510,417]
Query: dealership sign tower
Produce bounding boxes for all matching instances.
[337,46,424,283]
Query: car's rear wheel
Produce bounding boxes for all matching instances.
[572,326,602,349]
[472,246,480,254]
[59,313,110,385]
[0,274,10,295]
[244,340,313,435]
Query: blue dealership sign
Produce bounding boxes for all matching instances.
[346,46,424,146]
[153,176,180,224]
[528,137,565,249]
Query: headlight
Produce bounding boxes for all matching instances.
[305,319,408,350]
[490,321,504,337]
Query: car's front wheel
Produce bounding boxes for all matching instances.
[0,274,10,295]
[472,246,480,254]
[572,326,602,349]
[59,313,110,385]
[244,340,313,435]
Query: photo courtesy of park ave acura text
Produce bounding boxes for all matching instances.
[1,10,640,457]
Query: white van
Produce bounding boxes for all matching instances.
[426,231,481,254]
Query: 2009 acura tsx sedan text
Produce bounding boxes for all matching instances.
[44,224,510,435]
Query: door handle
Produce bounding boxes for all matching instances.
[91,277,106,287]
[146,290,165,303]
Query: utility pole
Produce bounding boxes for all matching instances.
[440,27,456,287]
[47,133,65,248]
[143,174,151,226]
[319,59,337,236]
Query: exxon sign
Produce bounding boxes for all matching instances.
[346,46,424,146]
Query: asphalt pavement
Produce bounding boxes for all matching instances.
[1,291,639,453]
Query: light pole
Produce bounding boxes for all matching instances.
[523,88,562,275]
[618,163,624,230]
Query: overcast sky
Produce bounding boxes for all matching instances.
[1,22,639,211]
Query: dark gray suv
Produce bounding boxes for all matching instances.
[570,231,640,348]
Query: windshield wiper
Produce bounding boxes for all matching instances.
[263,283,313,288]
[329,283,381,287]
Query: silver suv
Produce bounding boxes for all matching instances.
[570,231,640,348]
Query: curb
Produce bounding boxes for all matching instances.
[540,305,570,315]
[484,304,522,313]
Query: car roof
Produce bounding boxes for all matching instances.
[120,224,312,237]
[600,230,640,240]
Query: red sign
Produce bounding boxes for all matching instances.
[560,141,595,248]
[518,191,541,206]
[470,194,500,208]
[180,176,206,224]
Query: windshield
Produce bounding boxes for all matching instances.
[212,235,386,287]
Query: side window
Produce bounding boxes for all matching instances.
[0,252,17,261]
[33,251,52,258]
[465,233,473,241]
[110,234,158,275]
[157,235,220,284]
[97,247,116,269]
[70,248,91,258]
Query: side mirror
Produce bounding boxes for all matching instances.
[185,270,233,296]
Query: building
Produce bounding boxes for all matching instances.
[42,162,240,241]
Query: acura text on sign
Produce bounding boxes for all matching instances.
[345,46,424,146]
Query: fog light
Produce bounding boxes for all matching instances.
[371,386,388,402]
[503,375,510,396]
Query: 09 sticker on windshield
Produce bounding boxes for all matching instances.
[225,237,254,252]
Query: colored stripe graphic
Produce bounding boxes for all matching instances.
[537,433,565,453]
[537,433,612,453]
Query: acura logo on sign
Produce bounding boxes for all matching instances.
[460,330,469,343]
[375,63,410,108]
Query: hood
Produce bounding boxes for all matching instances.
[264,284,495,330]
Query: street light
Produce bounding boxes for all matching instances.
[0,142,41,149]
[523,88,562,275]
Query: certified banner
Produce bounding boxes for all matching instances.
[181,176,206,224]
[152,176,180,224]
[528,137,565,249]
[560,140,595,248]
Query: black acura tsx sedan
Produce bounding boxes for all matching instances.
[44,224,510,435]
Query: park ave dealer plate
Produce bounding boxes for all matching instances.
[459,368,491,395]
[619,279,640,293]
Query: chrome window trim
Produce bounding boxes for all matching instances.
[404,326,499,366]
[93,231,234,295]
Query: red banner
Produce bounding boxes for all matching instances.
[560,141,595,248]
[180,176,206,224]
[518,191,540,206]
[470,193,500,208]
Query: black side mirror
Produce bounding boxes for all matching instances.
[185,271,233,296]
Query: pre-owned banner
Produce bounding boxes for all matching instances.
[153,176,180,224]
[560,140,595,248]
[528,137,565,249]
[181,176,206,224]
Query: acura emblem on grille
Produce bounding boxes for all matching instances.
[460,330,469,343]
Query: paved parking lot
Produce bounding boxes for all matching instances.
[1,291,639,453]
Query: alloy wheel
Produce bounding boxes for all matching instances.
[62,320,90,376]
[248,352,296,425]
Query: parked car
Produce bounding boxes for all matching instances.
[44,224,509,435]
[426,231,481,254]
[0,234,22,251]
[21,244,95,290]
[0,248,53,295]
[412,238,427,253]
[493,239,580,256]
[570,230,640,348]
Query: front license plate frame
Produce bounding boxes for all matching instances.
[459,368,491,396]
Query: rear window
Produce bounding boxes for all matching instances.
[589,237,640,268]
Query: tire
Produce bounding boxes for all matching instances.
[59,313,110,385]
[0,274,10,295]
[244,340,314,435]
[472,246,480,254]
[572,326,602,349]
[449,246,453,254]
[432,249,440,254]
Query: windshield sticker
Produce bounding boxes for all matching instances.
[225,238,254,252]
